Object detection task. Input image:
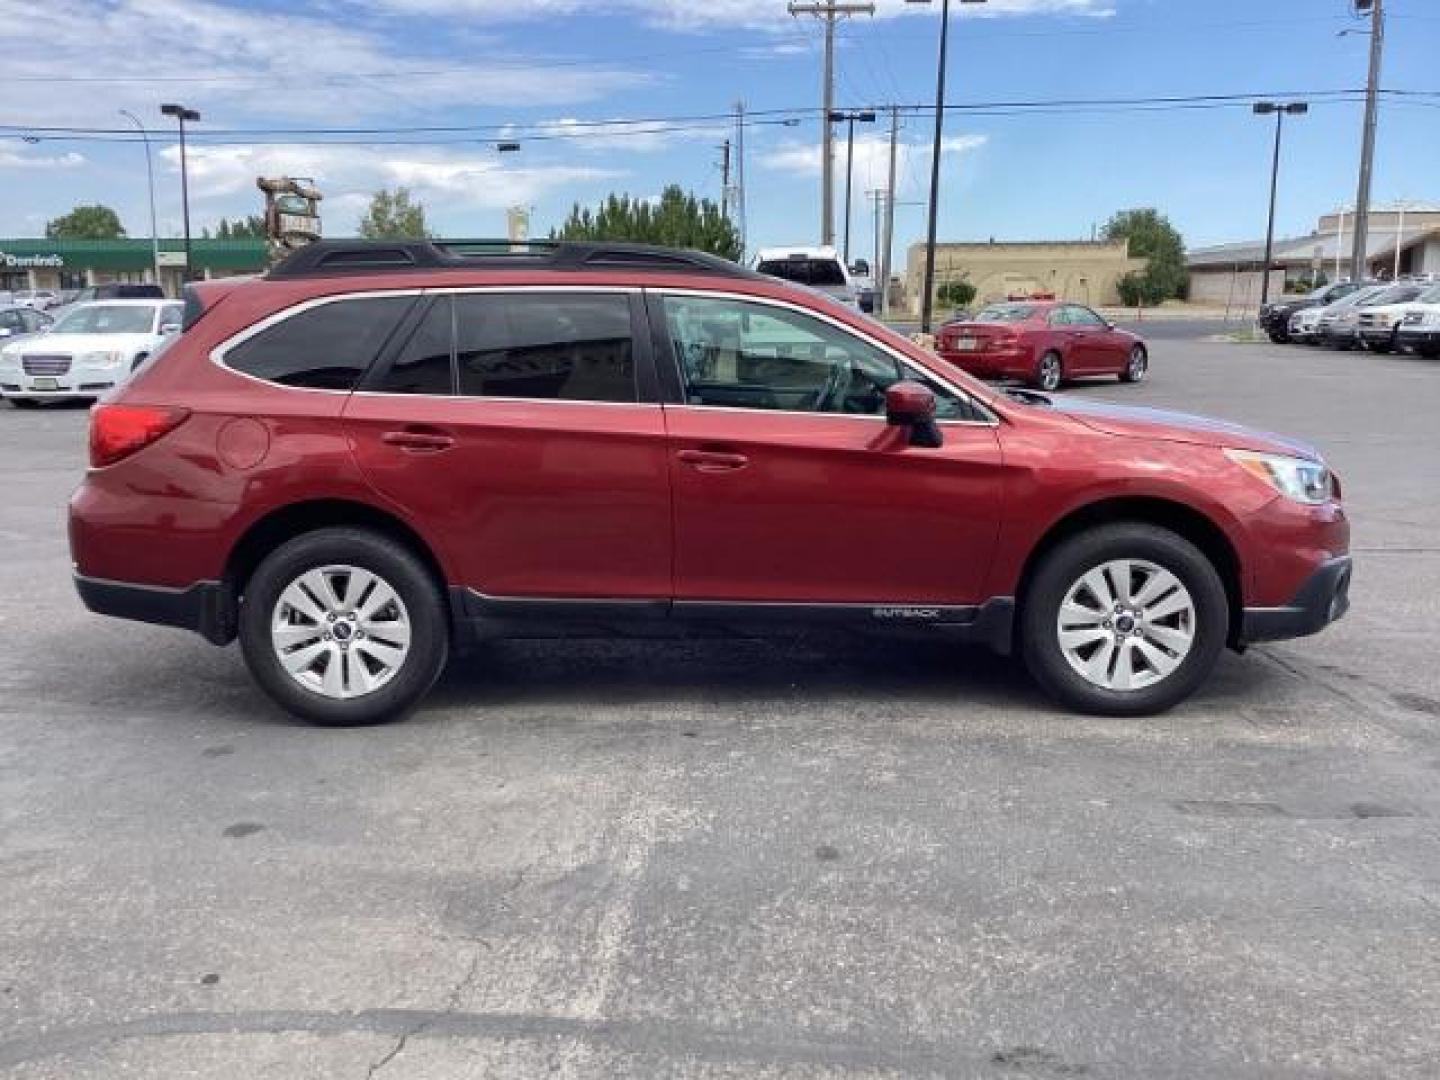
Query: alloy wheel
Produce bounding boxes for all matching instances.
[1039,354,1062,392]
[270,564,412,699]
[1055,559,1196,692]
[1127,347,1147,381]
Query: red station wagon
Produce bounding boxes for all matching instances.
[70,241,1351,725]
[937,300,1149,391]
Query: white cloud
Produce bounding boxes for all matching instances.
[530,117,730,153]
[0,146,85,170]
[0,0,646,128]
[158,143,626,232]
[370,0,1113,30]
[759,133,988,196]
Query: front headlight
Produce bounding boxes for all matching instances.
[79,350,125,368]
[1225,449,1334,505]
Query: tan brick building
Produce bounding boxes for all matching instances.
[904,239,1145,314]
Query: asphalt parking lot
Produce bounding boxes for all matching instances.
[2,333,1438,1079]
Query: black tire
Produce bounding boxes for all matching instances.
[238,527,449,726]
[1267,331,1288,344]
[1034,350,1064,392]
[1020,523,1229,716]
[8,398,40,410]
[1118,344,1148,383]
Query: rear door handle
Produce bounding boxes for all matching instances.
[677,448,749,472]
[381,428,455,453]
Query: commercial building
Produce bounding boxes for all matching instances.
[0,238,267,298]
[904,239,1145,314]
[1186,203,1440,308]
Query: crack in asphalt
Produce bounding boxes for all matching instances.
[362,945,487,1078]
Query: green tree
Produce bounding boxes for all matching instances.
[210,214,267,240]
[1103,208,1188,306]
[937,278,977,311]
[358,188,431,240]
[550,185,741,261]
[44,204,125,240]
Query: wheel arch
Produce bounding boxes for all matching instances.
[1014,496,1244,648]
[224,499,451,620]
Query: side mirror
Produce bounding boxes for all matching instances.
[885,381,943,448]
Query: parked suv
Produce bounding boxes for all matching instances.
[70,240,1351,725]
[1259,280,1366,344]
[1358,282,1440,353]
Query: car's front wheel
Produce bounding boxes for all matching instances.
[239,528,449,726]
[1020,523,1228,716]
[1119,345,1148,383]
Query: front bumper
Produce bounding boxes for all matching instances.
[1,368,121,397]
[1358,326,1398,346]
[73,574,234,645]
[1318,325,1359,346]
[1397,328,1440,351]
[1241,556,1352,643]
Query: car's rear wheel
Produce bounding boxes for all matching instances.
[1020,523,1228,716]
[239,528,449,726]
[1119,345,1148,383]
[1035,351,1064,392]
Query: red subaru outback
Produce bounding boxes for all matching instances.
[69,241,1351,725]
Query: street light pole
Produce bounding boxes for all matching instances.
[829,109,876,264]
[907,0,985,334]
[160,104,201,282]
[1252,101,1307,309]
[118,109,160,289]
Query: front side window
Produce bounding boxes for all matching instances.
[454,293,636,402]
[223,295,413,390]
[1066,306,1107,327]
[663,294,978,420]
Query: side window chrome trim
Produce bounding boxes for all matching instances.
[211,285,644,396]
[653,287,999,427]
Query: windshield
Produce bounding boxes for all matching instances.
[974,304,1037,323]
[1365,286,1422,306]
[757,258,848,288]
[50,304,156,335]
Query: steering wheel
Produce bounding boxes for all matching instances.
[813,357,854,412]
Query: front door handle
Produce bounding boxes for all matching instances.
[677,448,749,472]
[381,428,455,453]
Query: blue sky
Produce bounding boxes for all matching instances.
[0,0,1436,261]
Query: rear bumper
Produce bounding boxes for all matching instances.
[73,574,234,645]
[937,348,1032,380]
[1241,556,1352,644]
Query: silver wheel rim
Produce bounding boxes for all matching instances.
[1040,356,1061,391]
[1128,348,1146,380]
[271,564,412,700]
[1056,559,1196,692]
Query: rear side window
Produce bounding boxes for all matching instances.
[453,293,636,402]
[758,258,847,287]
[378,296,455,395]
[224,296,412,390]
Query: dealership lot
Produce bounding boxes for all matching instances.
[1,335,1439,1078]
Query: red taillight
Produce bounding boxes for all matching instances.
[89,404,191,468]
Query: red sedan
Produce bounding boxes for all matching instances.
[936,300,1149,392]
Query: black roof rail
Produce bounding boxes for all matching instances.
[266,239,756,281]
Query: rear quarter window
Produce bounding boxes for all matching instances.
[222,296,414,390]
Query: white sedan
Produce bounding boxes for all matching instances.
[0,299,182,407]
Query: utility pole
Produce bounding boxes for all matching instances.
[830,109,876,264]
[789,1,875,248]
[1350,0,1384,282]
[881,105,900,319]
[733,101,748,256]
[718,138,732,220]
